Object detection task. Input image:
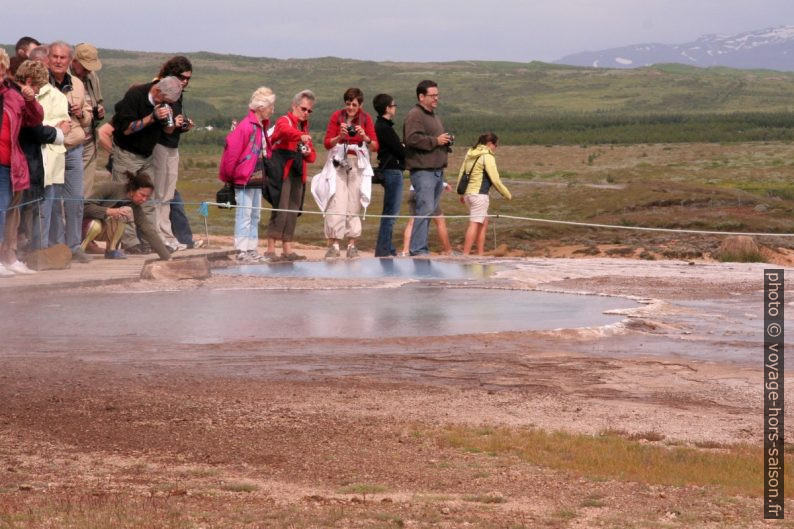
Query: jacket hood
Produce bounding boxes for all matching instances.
[464,144,492,162]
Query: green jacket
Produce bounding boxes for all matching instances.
[456,145,511,199]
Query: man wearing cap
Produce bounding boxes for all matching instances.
[71,43,104,198]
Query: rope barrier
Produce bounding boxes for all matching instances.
[0,197,44,212]
[6,196,793,239]
[200,200,794,238]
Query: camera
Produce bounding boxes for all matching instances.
[346,124,357,136]
[297,142,310,155]
[180,115,191,132]
[332,157,352,172]
[91,106,101,122]
[446,132,455,153]
[157,103,174,128]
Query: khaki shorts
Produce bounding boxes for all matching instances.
[464,194,489,223]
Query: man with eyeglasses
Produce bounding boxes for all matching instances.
[70,43,104,198]
[265,90,317,260]
[403,79,452,256]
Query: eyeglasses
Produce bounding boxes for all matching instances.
[388,103,397,107]
[424,93,439,98]
[299,106,313,114]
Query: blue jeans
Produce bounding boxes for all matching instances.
[28,184,56,250]
[234,187,261,252]
[408,169,444,256]
[169,189,194,245]
[49,145,85,251]
[0,165,10,242]
[374,169,404,257]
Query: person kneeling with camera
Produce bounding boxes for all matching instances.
[81,171,171,260]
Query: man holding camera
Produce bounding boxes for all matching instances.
[403,79,452,256]
[70,43,104,198]
[110,76,182,253]
[48,41,93,263]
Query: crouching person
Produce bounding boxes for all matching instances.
[81,171,170,260]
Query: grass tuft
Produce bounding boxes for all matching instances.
[441,426,794,497]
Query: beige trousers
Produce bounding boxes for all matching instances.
[152,144,179,245]
[324,162,363,240]
[82,139,97,197]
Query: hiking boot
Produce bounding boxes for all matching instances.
[324,246,340,259]
[7,260,36,274]
[72,248,92,263]
[346,246,359,259]
[105,249,127,260]
[282,252,306,262]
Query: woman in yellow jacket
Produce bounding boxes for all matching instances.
[455,132,511,256]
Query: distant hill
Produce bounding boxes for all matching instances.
[5,46,794,144]
[555,26,794,71]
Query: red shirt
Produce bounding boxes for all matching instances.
[0,109,11,166]
[323,109,378,152]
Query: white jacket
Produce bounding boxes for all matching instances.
[310,144,373,212]
[37,84,69,187]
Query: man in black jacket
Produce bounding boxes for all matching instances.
[110,76,182,252]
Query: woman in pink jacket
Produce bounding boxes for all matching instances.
[218,87,274,263]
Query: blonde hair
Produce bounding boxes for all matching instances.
[14,60,49,87]
[0,49,9,71]
[249,86,275,110]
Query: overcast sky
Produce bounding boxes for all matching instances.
[3,0,792,62]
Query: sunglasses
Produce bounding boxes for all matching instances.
[299,106,313,114]
[177,73,191,81]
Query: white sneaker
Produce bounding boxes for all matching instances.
[166,242,188,252]
[0,263,14,277]
[7,260,35,275]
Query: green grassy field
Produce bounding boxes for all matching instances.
[4,44,790,145]
[108,141,794,257]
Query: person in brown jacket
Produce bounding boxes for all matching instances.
[71,43,104,198]
[402,80,453,256]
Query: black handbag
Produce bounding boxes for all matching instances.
[216,183,236,209]
[373,152,395,186]
[371,167,385,186]
[457,155,483,195]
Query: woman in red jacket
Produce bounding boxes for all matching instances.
[264,89,316,261]
[0,50,44,276]
[322,87,378,259]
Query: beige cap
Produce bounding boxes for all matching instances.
[75,43,102,71]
